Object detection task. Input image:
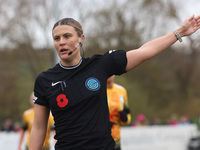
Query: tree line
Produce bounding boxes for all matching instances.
[0,0,200,123]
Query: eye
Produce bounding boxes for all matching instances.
[64,34,70,38]
[54,36,60,41]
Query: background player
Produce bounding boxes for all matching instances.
[107,75,131,150]
[18,92,54,150]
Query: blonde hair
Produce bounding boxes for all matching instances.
[53,18,83,36]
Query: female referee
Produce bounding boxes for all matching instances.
[30,15,200,150]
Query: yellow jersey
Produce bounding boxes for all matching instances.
[107,83,131,148]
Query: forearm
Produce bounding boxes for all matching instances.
[139,26,187,59]
[29,126,47,150]
[126,31,177,71]
[126,14,200,71]
[29,104,50,150]
[140,32,177,59]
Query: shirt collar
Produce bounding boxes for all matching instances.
[59,58,83,69]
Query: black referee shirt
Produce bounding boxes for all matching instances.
[34,50,127,150]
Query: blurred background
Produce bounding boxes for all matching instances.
[0,0,200,132]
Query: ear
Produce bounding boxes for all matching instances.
[80,34,85,44]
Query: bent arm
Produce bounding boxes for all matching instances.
[126,14,200,72]
[29,104,50,150]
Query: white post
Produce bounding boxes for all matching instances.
[53,0,60,64]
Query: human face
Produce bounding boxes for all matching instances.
[53,25,82,64]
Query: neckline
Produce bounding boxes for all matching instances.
[59,58,83,69]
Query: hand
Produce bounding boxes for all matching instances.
[119,111,128,122]
[178,14,200,37]
[123,107,131,114]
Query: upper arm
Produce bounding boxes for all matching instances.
[102,50,127,76]
[33,104,50,131]
[29,104,50,150]
[126,49,149,72]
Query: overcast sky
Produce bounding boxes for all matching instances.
[0,0,199,50]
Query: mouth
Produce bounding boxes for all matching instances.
[60,48,69,53]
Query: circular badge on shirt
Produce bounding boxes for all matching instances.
[85,77,100,91]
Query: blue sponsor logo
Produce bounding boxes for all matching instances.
[85,77,100,91]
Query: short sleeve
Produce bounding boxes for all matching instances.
[33,73,49,107]
[101,50,127,77]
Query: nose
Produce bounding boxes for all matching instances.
[59,37,66,46]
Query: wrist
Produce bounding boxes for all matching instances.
[173,29,183,42]
[176,27,184,37]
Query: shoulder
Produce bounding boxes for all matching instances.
[84,49,126,66]
[103,49,126,58]
[35,64,60,82]
[40,64,59,75]
[87,49,126,60]
[83,54,102,63]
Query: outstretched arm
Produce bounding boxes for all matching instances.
[126,14,200,72]
[29,104,50,150]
